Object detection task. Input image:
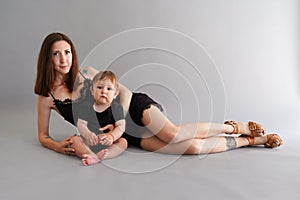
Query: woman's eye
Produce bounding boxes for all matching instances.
[97,86,102,89]
[53,52,59,56]
[65,50,71,54]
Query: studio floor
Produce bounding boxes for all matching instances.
[1,105,300,200]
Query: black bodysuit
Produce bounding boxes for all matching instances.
[50,73,92,126]
[50,74,163,147]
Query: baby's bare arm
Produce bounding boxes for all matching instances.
[77,118,98,146]
[99,119,125,145]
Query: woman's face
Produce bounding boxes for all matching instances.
[51,40,72,75]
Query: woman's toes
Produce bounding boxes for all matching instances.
[264,134,283,148]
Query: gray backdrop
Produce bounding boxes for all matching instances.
[1,0,300,200]
[0,0,299,115]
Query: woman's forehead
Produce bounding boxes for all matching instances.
[52,40,71,50]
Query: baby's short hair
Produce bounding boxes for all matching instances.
[92,70,119,90]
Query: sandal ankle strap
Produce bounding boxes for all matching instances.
[224,121,239,134]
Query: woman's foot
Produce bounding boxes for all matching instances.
[242,134,283,148]
[263,134,283,148]
[224,121,265,137]
[82,149,108,166]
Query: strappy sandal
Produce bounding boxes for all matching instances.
[240,135,255,146]
[264,134,283,148]
[240,134,283,148]
[224,121,265,137]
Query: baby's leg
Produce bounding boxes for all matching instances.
[70,135,94,158]
[82,138,127,165]
[105,138,128,159]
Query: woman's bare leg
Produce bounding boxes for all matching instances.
[140,134,270,155]
[142,106,260,143]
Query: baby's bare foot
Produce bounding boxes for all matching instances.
[82,154,100,166]
[96,149,108,160]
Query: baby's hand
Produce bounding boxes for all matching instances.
[85,132,98,146]
[98,134,114,146]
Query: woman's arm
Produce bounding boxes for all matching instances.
[37,95,75,155]
[80,66,99,79]
[118,83,132,115]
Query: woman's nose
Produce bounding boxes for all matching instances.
[60,54,66,63]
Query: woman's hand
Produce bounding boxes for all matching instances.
[55,136,76,155]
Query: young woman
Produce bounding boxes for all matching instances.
[34,32,282,159]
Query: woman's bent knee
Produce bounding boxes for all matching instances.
[185,140,203,154]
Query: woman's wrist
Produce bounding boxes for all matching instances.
[41,137,59,152]
[48,138,59,152]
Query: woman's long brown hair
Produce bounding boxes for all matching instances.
[34,32,79,97]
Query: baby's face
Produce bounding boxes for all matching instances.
[92,78,117,105]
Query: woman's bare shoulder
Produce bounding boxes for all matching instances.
[37,95,54,109]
